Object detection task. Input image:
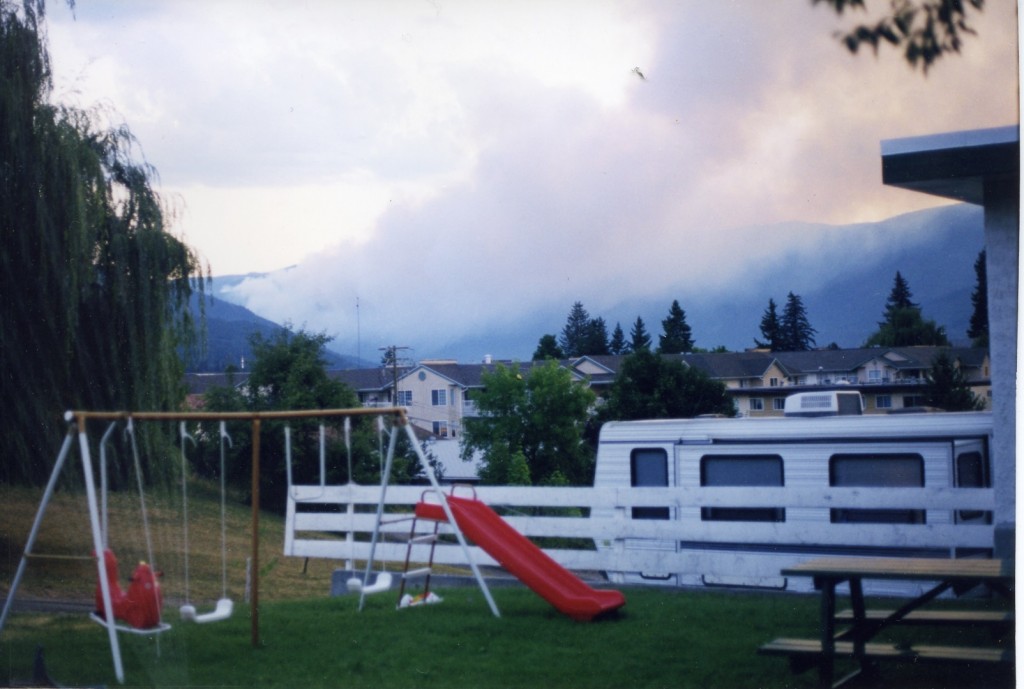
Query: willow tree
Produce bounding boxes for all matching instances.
[1,1,206,484]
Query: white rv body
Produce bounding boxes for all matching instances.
[593,411,993,594]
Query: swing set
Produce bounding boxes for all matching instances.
[0,407,492,685]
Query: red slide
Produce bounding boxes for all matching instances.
[415,495,625,621]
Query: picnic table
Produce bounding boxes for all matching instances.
[759,556,1014,688]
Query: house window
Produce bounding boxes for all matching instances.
[700,455,784,522]
[431,389,448,406]
[903,395,925,408]
[432,421,449,438]
[749,398,764,412]
[769,377,780,387]
[396,390,413,406]
[772,398,786,411]
[868,369,882,382]
[830,453,924,524]
[876,395,892,409]
[631,448,669,520]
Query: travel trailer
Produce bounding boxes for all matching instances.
[592,406,993,592]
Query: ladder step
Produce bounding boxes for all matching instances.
[380,516,416,526]
[403,567,432,579]
[410,534,438,544]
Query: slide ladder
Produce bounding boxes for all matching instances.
[396,502,442,607]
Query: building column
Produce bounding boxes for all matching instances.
[984,177,1017,558]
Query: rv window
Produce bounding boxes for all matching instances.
[630,449,669,520]
[956,451,990,522]
[829,453,924,524]
[700,455,784,522]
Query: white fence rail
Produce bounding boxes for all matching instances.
[284,483,995,592]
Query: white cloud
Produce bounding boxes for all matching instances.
[46,1,1018,358]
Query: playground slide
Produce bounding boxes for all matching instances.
[415,495,625,621]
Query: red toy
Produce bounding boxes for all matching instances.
[93,549,164,630]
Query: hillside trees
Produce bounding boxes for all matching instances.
[461,361,596,485]
[864,272,950,347]
[1,3,206,484]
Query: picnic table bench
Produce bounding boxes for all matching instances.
[758,556,1014,688]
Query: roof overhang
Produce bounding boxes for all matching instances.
[881,125,1019,204]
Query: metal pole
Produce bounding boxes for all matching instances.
[250,418,261,648]
[0,429,76,635]
[403,423,500,618]
[79,419,125,683]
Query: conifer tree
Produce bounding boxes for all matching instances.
[865,272,949,347]
[584,317,611,356]
[558,301,591,358]
[658,300,694,354]
[968,250,989,348]
[780,292,816,351]
[629,316,652,352]
[755,298,782,351]
[609,322,628,355]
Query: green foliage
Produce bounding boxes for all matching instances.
[557,302,612,357]
[779,292,816,351]
[629,316,652,352]
[755,298,782,350]
[532,333,564,360]
[813,0,985,73]
[199,328,422,512]
[461,361,596,485]
[608,322,627,355]
[658,300,694,354]
[968,250,988,348]
[925,351,985,411]
[1,3,205,485]
[600,349,736,421]
[558,301,591,357]
[865,272,949,347]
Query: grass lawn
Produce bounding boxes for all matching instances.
[0,485,1013,688]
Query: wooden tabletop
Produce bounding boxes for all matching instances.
[781,557,1014,582]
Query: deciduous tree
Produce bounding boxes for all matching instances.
[813,0,985,73]
[600,349,735,421]
[461,361,596,485]
[1,2,206,484]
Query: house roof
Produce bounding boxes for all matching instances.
[881,125,1019,204]
[187,346,987,396]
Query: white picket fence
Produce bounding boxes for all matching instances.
[284,482,996,593]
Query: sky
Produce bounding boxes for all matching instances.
[46,1,1019,362]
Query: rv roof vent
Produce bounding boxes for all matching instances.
[785,391,864,417]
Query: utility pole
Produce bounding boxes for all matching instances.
[380,345,411,406]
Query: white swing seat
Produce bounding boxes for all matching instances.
[347,571,393,595]
[89,612,172,635]
[180,598,233,624]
